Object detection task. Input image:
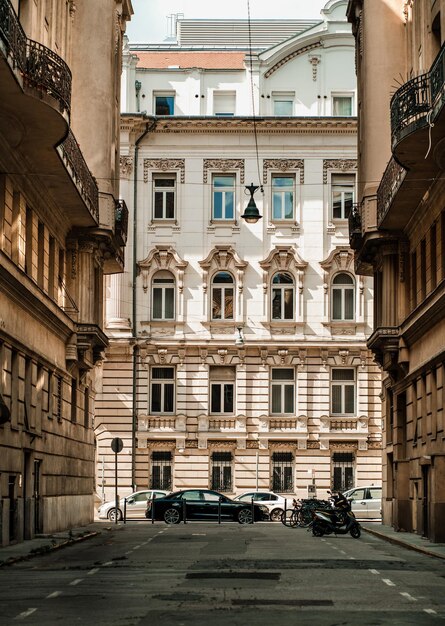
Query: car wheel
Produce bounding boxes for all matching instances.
[237,508,253,524]
[164,508,181,524]
[270,507,284,522]
[107,508,122,522]
[350,524,361,539]
[312,522,324,537]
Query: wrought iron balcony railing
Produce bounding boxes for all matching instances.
[115,199,128,246]
[0,0,71,114]
[59,130,99,222]
[376,157,407,225]
[391,41,445,148]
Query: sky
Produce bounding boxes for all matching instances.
[126,0,329,43]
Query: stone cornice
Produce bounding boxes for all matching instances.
[120,115,357,135]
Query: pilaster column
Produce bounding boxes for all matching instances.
[105,273,131,330]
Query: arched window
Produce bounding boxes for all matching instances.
[211,272,234,320]
[332,273,355,321]
[152,271,175,320]
[271,272,294,320]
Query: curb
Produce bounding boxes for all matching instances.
[0,531,99,568]
[363,526,445,561]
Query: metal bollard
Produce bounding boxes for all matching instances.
[183,498,187,524]
[218,496,222,524]
[151,494,156,524]
[251,496,255,524]
[123,498,127,525]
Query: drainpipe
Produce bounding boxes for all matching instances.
[131,117,155,491]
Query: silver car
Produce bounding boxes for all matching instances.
[233,491,287,521]
[343,486,382,519]
[97,489,169,521]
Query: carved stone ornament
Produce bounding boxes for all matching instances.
[308,55,321,81]
[203,159,245,184]
[323,159,357,184]
[265,41,323,78]
[137,246,188,293]
[144,159,185,183]
[120,155,133,177]
[259,245,307,293]
[263,159,304,184]
[199,245,248,293]
[320,246,354,274]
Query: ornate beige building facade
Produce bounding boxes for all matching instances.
[96,0,382,506]
[348,0,445,541]
[0,0,132,545]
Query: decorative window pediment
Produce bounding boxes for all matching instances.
[138,246,188,294]
[199,245,248,293]
[259,245,307,293]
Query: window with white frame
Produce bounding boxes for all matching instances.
[212,175,235,220]
[213,91,236,117]
[271,272,294,320]
[154,93,175,115]
[331,369,355,415]
[272,92,294,116]
[151,367,175,414]
[210,366,235,414]
[272,175,294,221]
[332,94,353,116]
[152,271,175,320]
[271,368,295,415]
[153,175,176,220]
[332,174,355,219]
[211,272,234,320]
[331,273,355,321]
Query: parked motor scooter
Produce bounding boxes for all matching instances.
[311,508,361,538]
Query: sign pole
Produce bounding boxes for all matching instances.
[110,438,124,525]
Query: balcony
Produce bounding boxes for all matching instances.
[367,326,401,372]
[75,323,109,369]
[258,415,308,447]
[198,415,246,448]
[386,42,445,227]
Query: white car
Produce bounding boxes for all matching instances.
[343,485,382,520]
[97,489,169,521]
[233,491,288,521]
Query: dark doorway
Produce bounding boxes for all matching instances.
[422,465,429,538]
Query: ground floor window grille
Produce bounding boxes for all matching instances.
[150,451,172,490]
[332,452,354,491]
[271,452,293,493]
[210,451,232,492]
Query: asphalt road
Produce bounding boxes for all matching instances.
[1,521,444,625]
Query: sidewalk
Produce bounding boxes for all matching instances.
[0,521,115,567]
[361,522,445,560]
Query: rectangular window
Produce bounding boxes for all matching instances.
[271,368,295,415]
[272,176,294,220]
[430,223,437,290]
[420,238,426,300]
[332,174,355,219]
[331,369,355,415]
[271,452,293,492]
[332,452,354,491]
[273,92,294,116]
[333,95,353,116]
[84,387,89,428]
[155,94,175,115]
[210,366,235,414]
[151,367,175,414]
[212,175,235,220]
[213,91,236,117]
[150,451,172,490]
[211,451,233,491]
[153,176,176,220]
[71,377,77,423]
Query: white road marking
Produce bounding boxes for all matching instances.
[103,561,113,566]
[400,592,417,601]
[369,569,380,575]
[349,556,356,560]
[69,579,83,586]
[46,591,62,599]
[424,609,437,615]
[339,550,346,555]
[134,544,142,549]
[192,533,206,536]
[382,579,395,586]
[14,608,37,620]
[125,550,132,555]
[87,568,99,576]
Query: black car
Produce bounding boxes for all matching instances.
[146,489,268,524]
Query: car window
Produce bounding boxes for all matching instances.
[154,491,166,498]
[369,488,381,500]
[133,492,149,502]
[182,491,202,501]
[202,492,222,502]
[238,493,255,501]
[349,488,365,500]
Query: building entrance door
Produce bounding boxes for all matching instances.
[422,465,429,538]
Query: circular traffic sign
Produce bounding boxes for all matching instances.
[111,437,123,453]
